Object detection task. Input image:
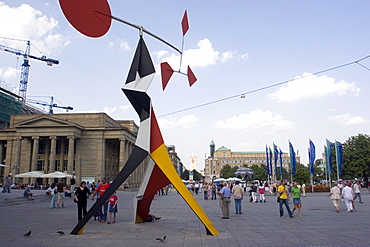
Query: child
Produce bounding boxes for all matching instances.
[107,191,118,224]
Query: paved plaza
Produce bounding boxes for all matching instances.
[0,188,369,247]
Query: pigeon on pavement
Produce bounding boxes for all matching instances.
[57,231,65,235]
[24,231,31,237]
[155,236,166,242]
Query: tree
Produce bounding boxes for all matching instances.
[293,166,310,184]
[342,134,370,180]
[181,170,189,180]
[250,165,267,181]
[181,169,202,181]
[220,165,239,178]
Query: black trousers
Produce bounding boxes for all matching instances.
[77,201,87,221]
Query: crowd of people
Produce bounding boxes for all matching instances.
[2,174,365,224]
[184,178,366,219]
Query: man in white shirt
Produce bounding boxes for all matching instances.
[327,183,341,212]
[352,181,363,204]
[342,182,354,212]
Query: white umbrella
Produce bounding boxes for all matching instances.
[213,178,226,182]
[0,164,10,167]
[15,171,44,178]
[41,171,73,178]
[227,177,242,182]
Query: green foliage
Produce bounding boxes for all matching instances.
[342,134,370,180]
[250,164,267,181]
[219,164,239,178]
[181,170,189,179]
[293,163,310,183]
[181,169,202,180]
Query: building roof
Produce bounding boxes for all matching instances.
[216,146,230,151]
[210,140,215,146]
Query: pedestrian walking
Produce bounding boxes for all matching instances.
[251,183,257,203]
[56,179,66,208]
[327,183,341,212]
[211,183,217,200]
[301,183,306,197]
[352,181,363,204]
[278,180,294,218]
[291,182,303,217]
[50,183,57,209]
[342,182,354,212]
[2,173,12,193]
[202,183,208,200]
[218,182,231,219]
[258,182,266,203]
[232,181,243,214]
[74,181,92,221]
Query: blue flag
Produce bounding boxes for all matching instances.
[269,147,273,175]
[289,141,296,175]
[279,148,283,176]
[266,146,270,175]
[335,141,343,174]
[326,139,333,174]
[273,143,278,174]
[309,139,315,175]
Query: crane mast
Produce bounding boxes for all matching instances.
[0,39,59,102]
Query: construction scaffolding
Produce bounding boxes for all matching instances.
[0,86,22,125]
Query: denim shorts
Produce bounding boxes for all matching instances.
[293,198,301,204]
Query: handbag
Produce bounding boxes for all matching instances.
[277,196,280,203]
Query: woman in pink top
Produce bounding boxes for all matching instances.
[258,183,266,203]
[107,191,118,224]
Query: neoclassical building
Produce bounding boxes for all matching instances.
[0,113,147,188]
[203,140,300,182]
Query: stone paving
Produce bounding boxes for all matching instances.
[0,188,369,247]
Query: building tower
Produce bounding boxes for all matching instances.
[210,140,215,158]
[189,156,197,171]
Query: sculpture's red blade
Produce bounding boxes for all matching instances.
[187,66,197,87]
[59,0,112,38]
[181,10,189,36]
[160,62,174,90]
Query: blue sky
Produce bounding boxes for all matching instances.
[1,1,370,171]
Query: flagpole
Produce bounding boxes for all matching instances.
[335,140,340,183]
[311,174,314,193]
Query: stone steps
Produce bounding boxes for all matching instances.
[0,194,51,206]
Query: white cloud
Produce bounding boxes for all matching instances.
[108,39,130,52]
[73,105,130,116]
[327,114,367,125]
[103,105,130,115]
[0,2,67,55]
[268,72,360,102]
[0,67,19,79]
[239,53,249,61]
[156,38,244,71]
[214,108,294,132]
[158,115,198,129]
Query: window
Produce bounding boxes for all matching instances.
[54,160,60,171]
[63,160,68,171]
[37,160,44,171]
[38,140,46,154]
[56,139,61,154]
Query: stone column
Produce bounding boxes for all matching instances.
[60,138,65,170]
[67,136,75,175]
[49,136,57,172]
[0,141,4,164]
[14,137,22,168]
[119,138,125,171]
[31,137,39,171]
